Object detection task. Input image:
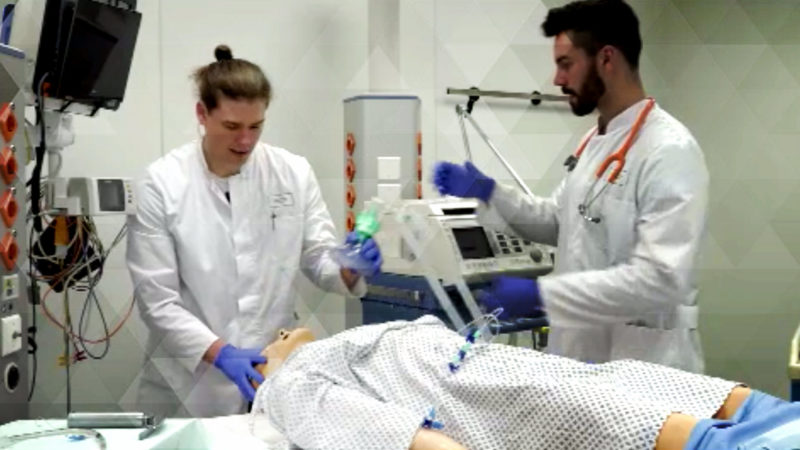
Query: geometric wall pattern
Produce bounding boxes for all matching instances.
[646,0,800,398]
[25,0,800,419]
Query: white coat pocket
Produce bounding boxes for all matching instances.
[268,213,304,264]
[601,196,636,265]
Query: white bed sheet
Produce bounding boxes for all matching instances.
[199,414,290,450]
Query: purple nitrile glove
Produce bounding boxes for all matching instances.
[213,344,266,402]
[343,232,383,277]
[433,161,496,202]
[478,276,542,321]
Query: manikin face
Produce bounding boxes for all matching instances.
[253,328,316,384]
[552,32,606,117]
[196,97,266,177]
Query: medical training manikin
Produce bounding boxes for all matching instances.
[251,316,800,450]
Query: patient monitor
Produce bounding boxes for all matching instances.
[66,177,136,216]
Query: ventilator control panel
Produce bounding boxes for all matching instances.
[448,223,553,282]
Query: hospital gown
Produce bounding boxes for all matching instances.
[252,316,737,450]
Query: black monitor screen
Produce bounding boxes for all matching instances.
[452,227,494,260]
[98,179,125,212]
[36,0,141,110]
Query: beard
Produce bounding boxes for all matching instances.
[563,64,606,117]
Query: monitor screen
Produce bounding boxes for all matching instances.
[35,0,141,111]
[97,179,125,212]
[451,227,494,260]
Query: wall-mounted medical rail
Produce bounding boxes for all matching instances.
[447,87,568,113]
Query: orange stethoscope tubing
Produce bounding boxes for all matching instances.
[571,98,656,224]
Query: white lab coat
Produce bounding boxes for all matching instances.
[478,99,708,373]
[126,140,365,417]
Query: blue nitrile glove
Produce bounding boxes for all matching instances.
[686,402,800,450]
[213,344,266,402]
[433,161,496,202]
[344,231,383,277]
[478,276,542,321]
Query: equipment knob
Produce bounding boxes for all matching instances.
[530,248,544,263]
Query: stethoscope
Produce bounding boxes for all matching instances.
[563,98,656,224]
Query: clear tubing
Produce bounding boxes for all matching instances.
[393,205,466,330]
[1,428,107,449]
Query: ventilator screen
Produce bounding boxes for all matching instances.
[452,227,493,259]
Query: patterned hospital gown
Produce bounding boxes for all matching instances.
[252,316,737,450]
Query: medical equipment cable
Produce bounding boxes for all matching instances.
[59,221,87,412]
[63,287,73,413]
[394,206,467,330]
[448,327,482,373]
[26,75,50,397]
[38,284,136,345]
[36,221,134,346]
[23,95,48,397]
[33,219,93,413]
[77,279,110,359]
[24,72,117,403]
[75,221,128,359]
[387,199,494,332]
[451,277,484,329]
[25,75,51,401]
[75,226,110,359]
[422,310,502,431]
[26,214,131,410]
[0,427,107,450]
[30,73,48,232]
[26,225,38,402]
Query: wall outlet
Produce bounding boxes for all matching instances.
[1,314,21,356]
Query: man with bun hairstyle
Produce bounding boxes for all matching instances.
[126,45,383,417]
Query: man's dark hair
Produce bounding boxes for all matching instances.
[542,0,642,69]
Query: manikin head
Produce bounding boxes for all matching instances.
[193,44,272,178]
[541,0,642,116]
[253,327,316,386]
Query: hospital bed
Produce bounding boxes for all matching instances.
[0,414,290,449]
[5,323,799,448]
[363,272,549,348]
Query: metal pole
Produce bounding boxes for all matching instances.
[447,87,568,104]
[460,109,535,198]
[455,105,472,162]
